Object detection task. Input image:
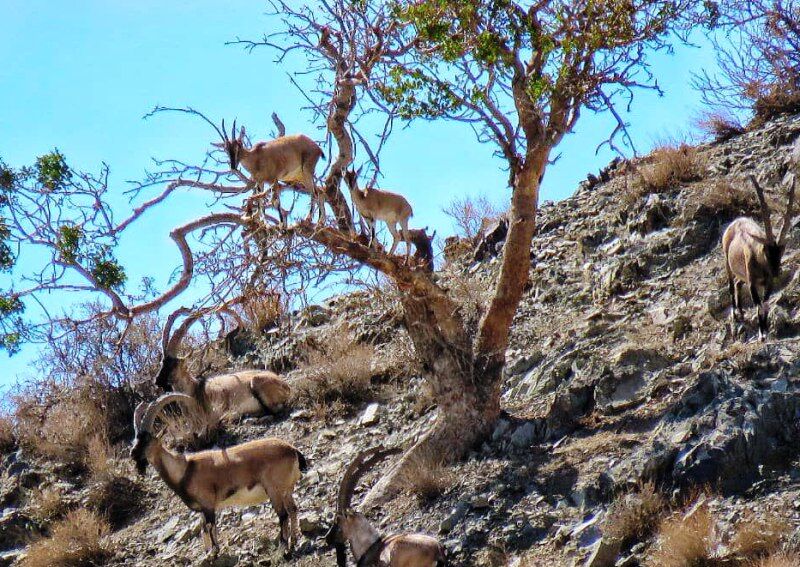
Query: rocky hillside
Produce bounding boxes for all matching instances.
[4,115,800,566]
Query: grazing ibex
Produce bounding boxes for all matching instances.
[214,120,325,224]
[343,170,414,259]
[130,393,306,556]
[155,310,291,419]
[722,174,796,339]
[325,446,447,566]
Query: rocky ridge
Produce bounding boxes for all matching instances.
[3,115,800,565]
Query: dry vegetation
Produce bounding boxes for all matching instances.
[623,144,704,208]
[397,450,456,505]
[26,486,69,524]
[442,194,507,241]
[293,332,378,408]
[604,482,667,549]
[728,512,791,561]
[22,508,112,567]
[0,411,15,454]
[649,501,714,567]
[695,111,745,143]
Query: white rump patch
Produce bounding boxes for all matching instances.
[218,484,268,508]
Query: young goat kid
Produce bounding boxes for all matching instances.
[130,393,306,556]
[343,170,414,259]
[722,174,795,339]
[325,446,447,566]
[214,120,325,224]
[155,310,291,419]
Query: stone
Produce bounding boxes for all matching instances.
[584,537,620,567]
[359,403,380,427]
[299,513,324,534]
[510,422,538,448]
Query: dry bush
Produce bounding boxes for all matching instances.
[239,291,286,334]
[14,386,111,471]
[752,86,800,128]
[26,486,68,524]
[681,179,758,226]
[86,475,145,530]
[604,482,667,549]
[639,144,703,194]
[442,194,506,241]
[0,412,15,454]
[293,334,377,408]
[22,508,111,567]
[446,273,493,330]
[397,451,456,505]
[695,111,745,142]
[730,513,791,560]
[650,501,714,567]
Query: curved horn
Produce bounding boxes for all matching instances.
[164,309,204,357]
[133,401,148,434]
[337,446,402,513]
[139,393,199,434]
[778,175,796,245]
[749,175,775,243]
[220,119,230,145]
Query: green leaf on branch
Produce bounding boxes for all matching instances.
[90,255,126,291]
[36,150,72,190]
[57,224,83,264]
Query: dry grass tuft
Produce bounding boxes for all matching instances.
[0,412,15,454]
[398,451,456,505]
[730,513,791,560]
[26,486,69,524]
[239,292,286,334]
[293,334,377,408]
[650,501,714,567]
[695,111,745,142]
[639,144,703,194]
[751,86,800,128]
[604,482,667,549]
[22,508,111,567]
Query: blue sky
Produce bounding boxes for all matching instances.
[0,1,718,389]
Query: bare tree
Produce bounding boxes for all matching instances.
[1,0,705,504]
[694,0,800,123]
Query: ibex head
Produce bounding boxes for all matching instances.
[749,174,796,278]
[154,308,202,393]
[325,446,401,566]
[213,119,247,171]
[130,393,198,475]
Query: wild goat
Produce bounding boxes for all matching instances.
[722,174,796,339]
[130,393,306,556]
[325,446,447,566]
[343,170,414,259]
[214,120,325,224]
[155,310,291,418]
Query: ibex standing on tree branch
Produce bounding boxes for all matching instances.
[130,393,307,557]
[343,170,414,259]
[723,174,796,340]
[214,119,325,224]
[155,310,291,419]
[325,446,448,566]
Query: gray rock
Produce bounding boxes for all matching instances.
[585,537,620,567]
[359,403,380,427]
[510,423,538,448]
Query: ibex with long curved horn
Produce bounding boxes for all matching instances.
[325,446,447,566]
[214,120,325,224]
[130,393,307,556]
[722,174,796,339]
[154,309,291,418]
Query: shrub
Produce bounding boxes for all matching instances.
[26,486,68,524]
[650,501,714,567]
[729,512,790,560]
[754,552,800,567]
[0,411,15,454]
[752,86,800,128]
[442,194,506,241]
[22,508,111,567]
[397,451,455,505]
[639,144,702,194]
[604,482,666,549]
[695,111,745,142]
[293,334,377,408]
[86,475,145,530]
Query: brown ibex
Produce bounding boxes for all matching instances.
[155,310,291,419]
[343,170,414,259]
[214,120,325,224]
[325,446,447,566]
[722,174,795,339]
[130,393,306,556]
